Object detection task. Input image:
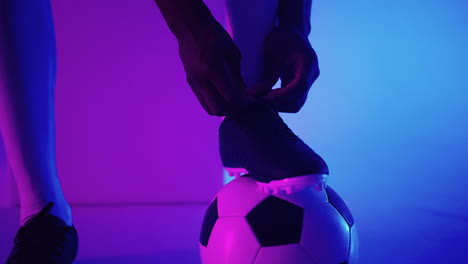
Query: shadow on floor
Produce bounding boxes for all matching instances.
[75,249,201,264]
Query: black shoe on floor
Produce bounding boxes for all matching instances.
[5,202,78,264]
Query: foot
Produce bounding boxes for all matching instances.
[219,103,329,184]
[6,202,78,264]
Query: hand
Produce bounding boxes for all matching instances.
[176,20,253,116]
[250,27,320,113]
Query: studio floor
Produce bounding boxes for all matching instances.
[0,202,466,264]
[0,204,205,264]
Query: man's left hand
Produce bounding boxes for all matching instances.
[250,28,320,113]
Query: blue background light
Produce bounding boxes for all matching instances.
[278,0,468,262]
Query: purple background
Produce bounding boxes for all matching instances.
[1,0,467,263]
[52,0,227,204]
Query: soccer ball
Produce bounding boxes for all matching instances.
[199,176,358,264]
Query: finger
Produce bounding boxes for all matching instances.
[273,55,317,113]
[244,66,282,98]
[260,93,307,113]
[247,81,274,97]
[282,52,317,89]
[247,39,284,97]
[187,77,230,116]
[210,58,253,109]
[260,79,308,113]
[223,46,258,107]
[223,46,247,92]
[261,51,318,113]
[246,66,282,98]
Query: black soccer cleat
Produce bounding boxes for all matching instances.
[219,103,329,189]
[6,202,78,264]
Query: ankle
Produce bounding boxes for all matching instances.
[20,201,73,226]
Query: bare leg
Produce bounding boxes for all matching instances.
[225,0,279,87]
[0,0,71,225]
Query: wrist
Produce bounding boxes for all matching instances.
[155,0,216,39]
[276,24,310,39]
[277,0,312,37]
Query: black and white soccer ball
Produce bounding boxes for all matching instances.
[199,176,358,264]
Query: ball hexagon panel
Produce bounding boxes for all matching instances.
[300,203,350,264]
[200,217,261,264]
[200,198,218,247]
[325,186,354,227]
[246,196,304,247]
[254,244,315,264]
[217,176,269,217]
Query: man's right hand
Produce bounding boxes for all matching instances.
[176,20,253,116]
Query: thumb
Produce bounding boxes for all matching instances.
[247,80,277,96]
[246,62,282,97]
[257,83,307,113]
